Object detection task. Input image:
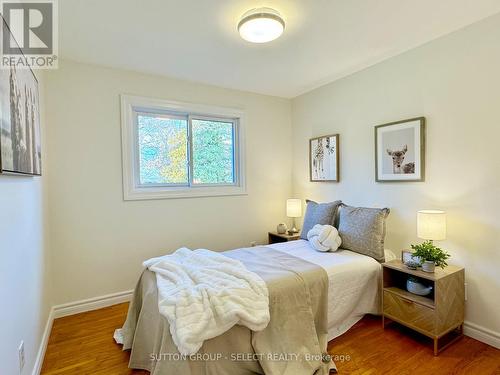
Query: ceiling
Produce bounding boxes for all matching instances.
[59,0,500,98]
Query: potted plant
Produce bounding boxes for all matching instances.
[411,240,450,272]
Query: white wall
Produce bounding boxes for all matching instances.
[0,72,51,375]
[45,60,292,305]
[292,14,500,337]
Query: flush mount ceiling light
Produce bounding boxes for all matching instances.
[238,7,285,43]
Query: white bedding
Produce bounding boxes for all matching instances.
[268,240,382,340]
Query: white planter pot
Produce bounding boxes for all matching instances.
[422,261,435,273]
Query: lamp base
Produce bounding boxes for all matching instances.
[288,227,299,235]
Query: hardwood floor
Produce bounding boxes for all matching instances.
[41,303,500,374]
[329,315,500,374]
[41,303,147,375]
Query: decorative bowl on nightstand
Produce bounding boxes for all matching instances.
[407,277,433,296]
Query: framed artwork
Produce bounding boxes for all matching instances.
[401,250,421,265]
[375,117,425,182]
[0,16,42,176]
[309,134,339,182]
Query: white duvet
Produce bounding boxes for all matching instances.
[268,240,383,340]
[143,248,270,355]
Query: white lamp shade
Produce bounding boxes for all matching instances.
[286,199,302,218]
[417,210,446,240]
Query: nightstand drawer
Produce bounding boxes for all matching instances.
[383,290,435,335]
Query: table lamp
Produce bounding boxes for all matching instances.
[286,199,302,234]
[417,210,446,242]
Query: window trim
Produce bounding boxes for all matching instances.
[121,94,246,200]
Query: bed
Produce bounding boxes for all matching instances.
[117,240,388,375]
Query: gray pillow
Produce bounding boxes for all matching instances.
[337,204,390,262]
[300,200,342,240]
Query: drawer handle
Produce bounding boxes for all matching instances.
[402,299,414,305]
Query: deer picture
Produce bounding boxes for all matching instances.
[387,144,415,174]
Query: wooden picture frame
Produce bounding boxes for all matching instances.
[375,117,425,182]
[309,134,339,182]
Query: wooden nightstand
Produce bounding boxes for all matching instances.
[382,260,465,355]
[268,232,300,244]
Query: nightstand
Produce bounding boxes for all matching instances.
[268,232,300,244]
[382,260,465,355]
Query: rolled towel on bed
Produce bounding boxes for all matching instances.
[307,224,342,252]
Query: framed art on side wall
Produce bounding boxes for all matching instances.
[375,117,425,182]
[309,134,339,182]
[0,16,42,176]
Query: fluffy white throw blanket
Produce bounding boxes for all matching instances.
[307,224,342,252]
[143,248,270,355]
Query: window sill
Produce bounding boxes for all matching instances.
[123,185,247,201]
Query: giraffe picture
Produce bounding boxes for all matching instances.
[375,117,425,182]
[309,134,339,182]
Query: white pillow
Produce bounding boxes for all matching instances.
[307,224,342,252]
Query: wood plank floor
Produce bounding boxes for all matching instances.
[41,304,147,375]
[41,303,500,374]
[328,316,500,374]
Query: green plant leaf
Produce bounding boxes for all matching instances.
[410,240,450,268]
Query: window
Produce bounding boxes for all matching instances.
[137,113,188,186]
[121,95,246,200]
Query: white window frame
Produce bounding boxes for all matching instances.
[121,94,246,200]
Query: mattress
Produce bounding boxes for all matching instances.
[267,239,382,340]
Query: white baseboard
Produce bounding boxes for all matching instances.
[32,307,54,375]
[53,290,133,319]
[464,320,500,349]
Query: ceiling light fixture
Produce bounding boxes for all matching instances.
[238,7,285,43]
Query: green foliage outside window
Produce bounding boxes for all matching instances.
[138,115,235,186]
[192,119,234,184]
